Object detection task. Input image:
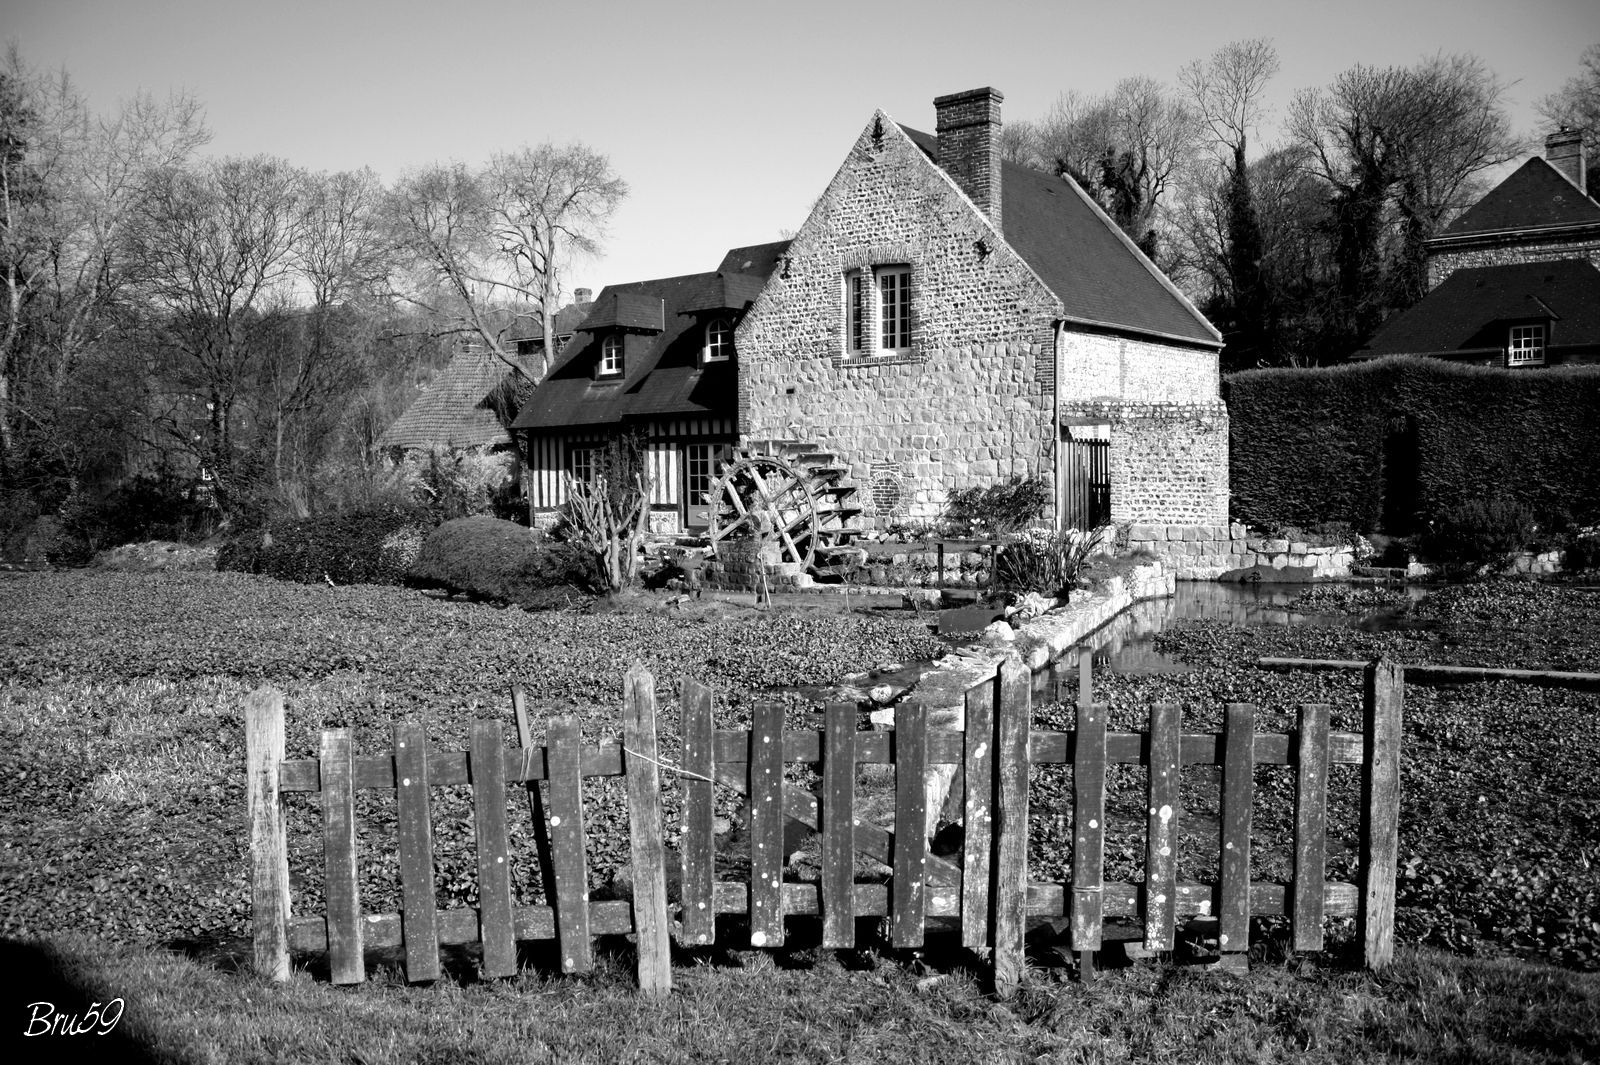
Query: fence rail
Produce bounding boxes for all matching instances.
[247,656,1403,996]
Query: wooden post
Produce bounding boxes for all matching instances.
[1219,704,1255,960]
[1144,703,1181,953]
[1078,650,1092,709]
[1071,696,1107,981]
[545,716,593,974]
[960,678,996,952]
[511,684,558,904]
[749,701,786,948]
[470,720,517,980]
[822,701,857,949]
[246,688,290,982]
[394,720,440,982]
[320,727,363,985]
[992,656,1032,998]
[1360,660,1403,970]
[891,700,929,949]
[1293,703,1330,952]
[622,664,672,996]
[679,678,718,947]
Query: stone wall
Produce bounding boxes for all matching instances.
[1061,400,1229,527]
[1059,330,1219,402]
[1126,522,1355,581]
[736,114,1062,525]
[1427,232,1600,288]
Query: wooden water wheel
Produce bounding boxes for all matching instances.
[707,452,822,570]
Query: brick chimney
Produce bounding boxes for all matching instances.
[1546,127,1587,195]
[934,87,1003,226]
[574,287,593,305]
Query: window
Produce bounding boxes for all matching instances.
[703,318,733,363]
[1508,324,1545,366]
[569,446,601,484]
[599,334,624,376]
[843,265,913,357]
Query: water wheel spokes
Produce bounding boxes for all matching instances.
[708,454,820,569]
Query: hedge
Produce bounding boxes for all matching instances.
[406,516,596,609]
[216,504,435,586]
[1225,357,1600,533]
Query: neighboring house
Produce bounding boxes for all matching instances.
[1362,128,1600,367]
[510,243,789,533]
[376,342,530,455]
[513,87,1226,540]
[735,87,1225,531]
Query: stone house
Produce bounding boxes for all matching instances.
[510,243,789,533]
[513,87,1228,544]
[734,87,1226,533]
[1362,128,1600,367]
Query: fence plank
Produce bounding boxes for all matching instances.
[822,701,857,949]
[545,716,593,974]
[246,688,290,982]
[470,720,517,980]
[1071,701,1108,955]
[679,678,717,947]
[961,678,996,951]
[320,727,363,985]
[622,664,673,996]
[1293,703,1331,951]
[750,700,786,948]
[993,657,1032,998]
[892,700,929,949]
[1145,702,1181,952]
[1219,704,1255,957]
[511,685,558,904]
[1360,661,1403,970]
[393,720,440,982]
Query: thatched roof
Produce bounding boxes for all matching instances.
[376,348,528,451]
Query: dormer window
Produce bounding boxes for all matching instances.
[703,318,733,364]
[599,334,624,377]
[1507,324,1545,366]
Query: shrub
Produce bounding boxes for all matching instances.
[944,474,1051,538]
[1563,528,1600,573]
[216,503,435,586]
[1419,496,1538,576]
[46,475,216,565]
[407,516,596,609]
[992,527,1107,598]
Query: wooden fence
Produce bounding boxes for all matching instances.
[247,657,1403,997]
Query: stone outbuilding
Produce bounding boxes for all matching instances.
[734,87,1227,532]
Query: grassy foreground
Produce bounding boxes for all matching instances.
[3,570,1599,1062]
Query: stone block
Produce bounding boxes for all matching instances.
[1181,525,1203,541]
[1128,523,1162,542]
[1263,539,1289,554]
[1230,522,1248,540]
[1289,542,1309,555]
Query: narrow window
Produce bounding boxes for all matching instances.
[878,266,911,353]
[1507,324,1545,366]
[569,446,600,484]
[703,318,733,363]
[599,334,624,376]
[844,270,866,354]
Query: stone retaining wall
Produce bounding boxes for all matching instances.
[1125,522,1355,581]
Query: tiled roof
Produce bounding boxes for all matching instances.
[376,349,525,451]
[900,125,1220,348]
[1361,258,1600,357]
[1439,158,1600,237]
[578,290,666,332]
[716,241,791,277]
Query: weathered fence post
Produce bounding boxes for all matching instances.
[992,655,1032,998]
[511,684,558,904]
[678,679,718,947]
[1359,659,1403,970]
[246,687,290,981]
[321,726,363,984]
[622,664,673,996]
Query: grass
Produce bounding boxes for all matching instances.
[4,570,1600,1062]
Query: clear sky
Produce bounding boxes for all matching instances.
[8,0,1598,296]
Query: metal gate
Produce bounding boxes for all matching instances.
[1060,437,1110,529]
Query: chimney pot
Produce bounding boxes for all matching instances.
[574,287,593,304]
[934,87,1004,226]
[1546,127,1587,196]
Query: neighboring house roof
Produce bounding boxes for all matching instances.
[899,125,1221,348]
[1360,259,1600,358]
[1439,158,1600,237]
[376,348,527,450]
[511,254,784,432]
[717,241,792,278]
[511,302,594,351]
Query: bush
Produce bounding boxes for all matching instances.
[944,474,1051,538]
[407,516,596,609]
[992,527,1107,598]
[215,504,435,586]
[1563,529,1600,573]
[1419,496,1538,576]
[46,475,215,565]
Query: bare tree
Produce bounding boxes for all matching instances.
[385,142,626,380]
[1536,43,1600,185]
[1180,38,1280,162]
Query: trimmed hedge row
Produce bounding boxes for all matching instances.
[1225,358,1600,532]
[216,504,434,586]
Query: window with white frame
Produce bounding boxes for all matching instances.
[843,265,913,357]
[1507,324,1545,366]
[703,318,733,363]
[599,334,624,376]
